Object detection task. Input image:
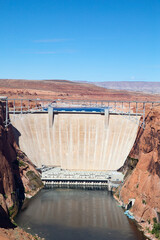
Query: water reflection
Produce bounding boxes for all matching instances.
[16,188,146,240]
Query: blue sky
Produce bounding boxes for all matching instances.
[0,0,160,82]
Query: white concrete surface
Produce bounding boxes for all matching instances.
[10,113,140,170]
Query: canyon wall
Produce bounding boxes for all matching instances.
[118,106,160,223]
[10,113,140,171]
[0,100,43,227]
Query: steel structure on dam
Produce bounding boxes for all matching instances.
[6,98,160,170]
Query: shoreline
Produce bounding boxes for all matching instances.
[113,194,157,240]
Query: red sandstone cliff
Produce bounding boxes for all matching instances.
[0,100,43,228]
[119,106,160,224]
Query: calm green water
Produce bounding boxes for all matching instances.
[15,187,146,240]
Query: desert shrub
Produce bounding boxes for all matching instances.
[8,205,14,217]
[151,221,160,238]
[18,160,26,167]
[142,199,146,204]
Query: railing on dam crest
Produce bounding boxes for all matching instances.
[1,97,160,129]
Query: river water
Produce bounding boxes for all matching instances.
[15,187,146,240]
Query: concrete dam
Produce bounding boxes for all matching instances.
[10,110,140,171]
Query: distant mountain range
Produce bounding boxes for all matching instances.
[92,81,160,94]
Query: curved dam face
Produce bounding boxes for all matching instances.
[10,113,140,170]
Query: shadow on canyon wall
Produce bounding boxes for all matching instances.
[0,206,15,228]
[11,125,21,148]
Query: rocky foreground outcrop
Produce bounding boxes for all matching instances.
[117,106,160,224]
[0,99,43,230]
